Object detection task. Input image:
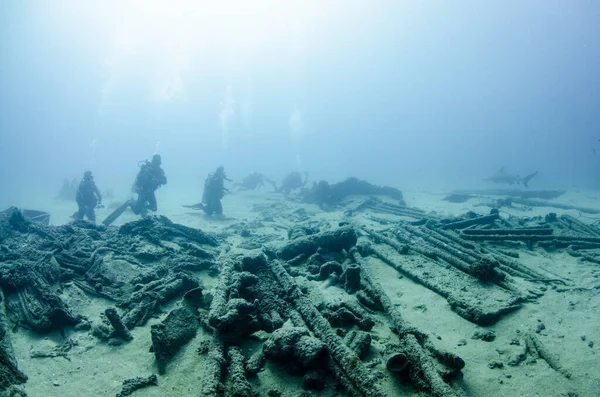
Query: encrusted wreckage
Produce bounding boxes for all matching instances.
[0,191,593,396]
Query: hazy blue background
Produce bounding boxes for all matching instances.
[1,0,599,209]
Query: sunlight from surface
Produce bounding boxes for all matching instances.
[22,0,395,152]
[55,0,362,151]
[32,0,378,140]
[91,0,341,105]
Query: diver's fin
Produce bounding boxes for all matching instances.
[102,200,133,226]
[522,171,538,188]
[182,202,205,210]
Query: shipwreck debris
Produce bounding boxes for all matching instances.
[1,187,596,396]
[0,291,28,391]
[116,374,158,397]
[302,177,406,210]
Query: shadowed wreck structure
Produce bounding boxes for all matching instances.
[0,187,597,397]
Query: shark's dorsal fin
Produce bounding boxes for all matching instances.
[499,166,505,173]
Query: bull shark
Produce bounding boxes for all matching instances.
[484,167,538,188]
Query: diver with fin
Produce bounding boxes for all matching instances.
[233,172,277,191]
[183,166,231,216]
[102,154,167,226]
[72,171,102,223]
[131,154,167,216]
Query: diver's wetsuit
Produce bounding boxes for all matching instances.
[132,160,167,215]
[75,178,102,222]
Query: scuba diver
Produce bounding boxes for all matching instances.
[73,171,102,223]
[101,154,167,226]
[233,172,277,192]
[199,166,231,216]
[278,171,309,194]
[131,154,167,216]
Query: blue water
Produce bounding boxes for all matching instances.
[1,0,599,208]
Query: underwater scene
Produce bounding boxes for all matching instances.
[1,1,599,396]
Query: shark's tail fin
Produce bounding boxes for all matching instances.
[522,171,538,188]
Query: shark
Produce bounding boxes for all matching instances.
[484,167,538,188]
